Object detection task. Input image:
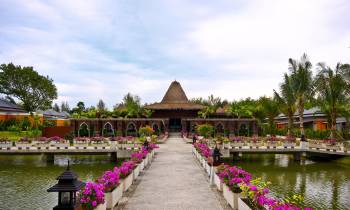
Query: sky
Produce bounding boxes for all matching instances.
[1,0,349,109]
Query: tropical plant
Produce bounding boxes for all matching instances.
[259,96,279,135]
[274,73,297,137]
[289,53,313,137]
[138,125,154,137]
[314,63,350,139]
[122,93,142,118]
[196,124,214,138]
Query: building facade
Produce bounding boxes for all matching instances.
[70,81,258,137]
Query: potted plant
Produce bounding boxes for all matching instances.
[219,165,251,210]
[131,152,143,178]
[97,169,122,209]
[80,182,106,210]
[214,164,225,191]
[119,161,135,192]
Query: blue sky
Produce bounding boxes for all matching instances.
[1,0,349,109]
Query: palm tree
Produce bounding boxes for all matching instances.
[314,63,350,139]
[289,53,313,137]
[274,73,297,137]
[259,96,280,135]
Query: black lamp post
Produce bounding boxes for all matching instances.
[47,161,85,210]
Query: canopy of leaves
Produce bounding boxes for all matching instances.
[0,63,57,112]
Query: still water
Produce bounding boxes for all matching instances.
[0,155,118,210]
[225,154,350,210]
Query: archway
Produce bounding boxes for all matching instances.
[239,124,248,136]
[126,122,137,136]
[78,122,90,137]
[152,123,159,134]
[102,122,114,137]
[216,123,224,135]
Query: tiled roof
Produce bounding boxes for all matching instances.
[0,99,25,112]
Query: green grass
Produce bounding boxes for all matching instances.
[0,131,42,141]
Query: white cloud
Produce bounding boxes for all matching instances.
[1,0,350,109]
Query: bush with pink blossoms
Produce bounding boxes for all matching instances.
[240,177,312,210]
[194,143,211,158]
[140,147,149,159]
[119,161,135,178]
[131,152,143,163]
[218,164,251,193]
[80,182,105,210]
[149,143,159,150]
[97,170,120,192]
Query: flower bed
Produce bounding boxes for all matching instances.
[80,182,105,210]
[78,143,159,210]
[97,169,122,209]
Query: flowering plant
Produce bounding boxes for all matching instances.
[119,161,135,178]
[194,143,211,158]
[80,182,105,210]
[240,178,312,210]
[97,170,120,192]
[140,147,149,159]
[50,136,65,143]
[149,143,159,150]
[131,152,143,163]
[218,165,251,193]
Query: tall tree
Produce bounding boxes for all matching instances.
[122,93,142,118]
[53,103,60,112]
[289,53,313,137]
[97,99,106,112]
[259,96,280,135]
[274,73,297,136]
[314,63,350,139]
[60,101,70,113]
[0,63,57,112]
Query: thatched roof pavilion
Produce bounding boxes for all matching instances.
[145,81,205,111]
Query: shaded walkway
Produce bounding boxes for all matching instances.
[118,134,225,210]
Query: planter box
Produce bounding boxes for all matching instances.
[122,172,134,192]
[232,142,244,148]
[201,158,206,169]
[94,202,107,210]
[205,162,211,176]
[214,173,222,191]
[300,141,309,149]
[238,198,252,210]
[133,164,140,179]
[148,153,152,163]
[16,143,33,148]
[105,184,123,209]
[144,155,149,167]
[223,184,241,210]
[283,142,296,148]
[140,159,145,171]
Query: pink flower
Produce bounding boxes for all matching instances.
[91,201,97,207]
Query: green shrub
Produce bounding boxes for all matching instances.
[196,124,214,138]
[139,125,154,137]
[20,117,31,131]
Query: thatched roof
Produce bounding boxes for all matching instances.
[145,81,205,110]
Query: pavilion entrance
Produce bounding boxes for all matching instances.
[169,118,182,132]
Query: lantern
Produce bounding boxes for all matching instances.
[47,161,85,210]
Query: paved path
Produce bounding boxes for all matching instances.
[118,134,225,210]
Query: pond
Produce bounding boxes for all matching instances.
[224,154,350,210]
[0,155,120,210]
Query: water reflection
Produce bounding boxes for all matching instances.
[225,154,350,210]
[0,155,118,210]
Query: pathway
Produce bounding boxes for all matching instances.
[117,133,226,210]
